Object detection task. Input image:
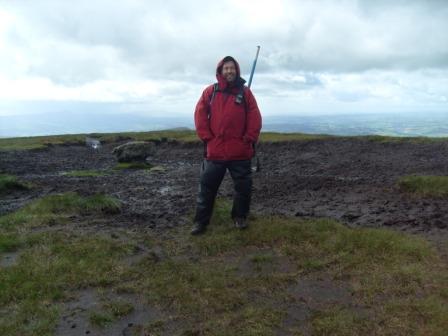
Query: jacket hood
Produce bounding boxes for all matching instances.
[216,56,246,90]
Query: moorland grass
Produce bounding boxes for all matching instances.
[0,196,447,335]
[0,192,131,336]
[362,134,448,144]
[398,175,448,198]
[3,129,445,151]
[117,199,447,335]
[0,130,198,151]
[113,162,153,170]
[63,170,110,177]
[0,174,29,194]
[0,192,120,232]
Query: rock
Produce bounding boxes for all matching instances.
[434,220,447,229]
[85,137,101,150]
[343,212,361,221]
[112,141,156,163]
[295,210,308,217]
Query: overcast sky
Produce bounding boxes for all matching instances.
[0,0,447,118]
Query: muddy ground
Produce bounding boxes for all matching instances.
[1,137,448,335]
[1,138,448,234]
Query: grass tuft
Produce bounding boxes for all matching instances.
[26,192,120,215]
[63,170,110,177]
[113,162,153,170]
[0,233,22,252]
[89,311,114,328]
[0,174,29,194]
[105,300,134,318]
[1,192,120,227]
[311,307,371,336]
[398,175,448,198]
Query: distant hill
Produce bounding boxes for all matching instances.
[1,109,447,138]
[261,112,448,137]
[0,111,193,138]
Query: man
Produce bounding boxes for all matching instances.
[191,56,262,235]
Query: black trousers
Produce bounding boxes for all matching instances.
[193,159,252,226]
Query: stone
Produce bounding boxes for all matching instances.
[112,141,156,163]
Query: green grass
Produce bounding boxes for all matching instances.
[362,134,448,144]
[0,174,29,194]
[63,170,110,177]
[250,253,274,264]
[311,307,372,336]
[104,300,134,318]
[113,162,153,170]
[259,132,331,142]
[0,130,199,151]
[63,167,164,176]
[109,199,448,335]
[0,233,21,253]
[0,192,121,231]
[88,300,134,327]
[0,133,96,151]
[146,165,166,172]
[0,193,129,333]
[1,196,447,335]
[0,192,131,336]
[398,175,448,198]
[89,311,114,328]
[3,129,446,151]
[0,232,134,335]
[25,192,120,216]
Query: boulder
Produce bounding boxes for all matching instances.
[112,141,156,163]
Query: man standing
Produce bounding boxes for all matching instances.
[191,56,262,235]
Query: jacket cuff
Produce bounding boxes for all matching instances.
[201,135,213,142]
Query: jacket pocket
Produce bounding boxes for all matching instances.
[206,137,222,159]
[226,137,253,159]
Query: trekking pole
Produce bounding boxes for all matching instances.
[248,45,260,88]
[248,46,261,172]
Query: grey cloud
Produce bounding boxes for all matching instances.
[247,0,448,73]
[266,73,323,91]
[2,0,448,87]
[3,0,224,83]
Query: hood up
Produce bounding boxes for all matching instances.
[215,56,246,91]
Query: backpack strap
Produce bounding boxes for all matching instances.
[209,83,247,108]
[235,85,245,106]
[207,83,219,120]
[209,83,219,106]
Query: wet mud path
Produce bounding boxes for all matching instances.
[2,138,448,234]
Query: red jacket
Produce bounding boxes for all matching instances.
[194,57,262,161]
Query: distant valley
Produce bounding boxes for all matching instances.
[1,110,447,138]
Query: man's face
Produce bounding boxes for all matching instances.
[222,61,237,83]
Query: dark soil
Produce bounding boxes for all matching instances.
[1,138,448,234]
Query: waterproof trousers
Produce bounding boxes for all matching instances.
[193,159,252,227]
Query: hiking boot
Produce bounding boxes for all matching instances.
[191,223,207,235]
[234,217,248,230]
